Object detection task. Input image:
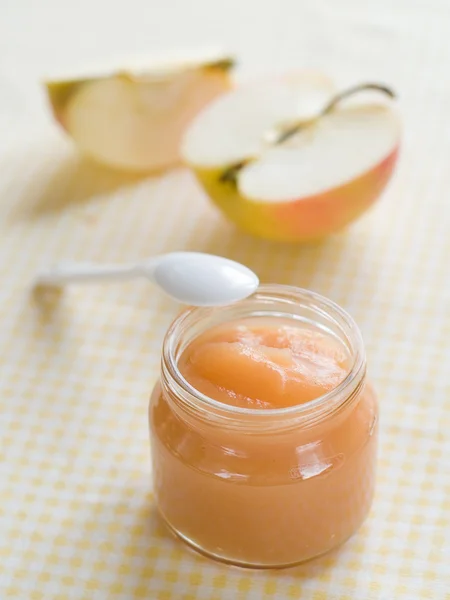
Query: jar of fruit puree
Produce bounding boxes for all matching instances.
[149,285,378,568]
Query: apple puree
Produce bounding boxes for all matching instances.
[150,316,378,567]
[178,318,349,409]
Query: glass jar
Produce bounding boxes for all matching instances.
[149,285,378,568]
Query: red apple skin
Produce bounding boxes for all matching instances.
[271,145,400,241]
[193,145,399,243]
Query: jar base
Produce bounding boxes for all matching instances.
[160,511,349,570]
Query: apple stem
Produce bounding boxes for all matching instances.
[322,83,395,115]
[276,83,396,144]
[220,82,395,184]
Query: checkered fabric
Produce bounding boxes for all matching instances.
[0,0,449,598]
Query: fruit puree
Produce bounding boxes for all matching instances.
[178,318,349,410]
[150,315,378,567]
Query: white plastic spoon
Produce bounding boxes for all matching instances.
[35,252,259,307]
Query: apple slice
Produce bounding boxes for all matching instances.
[181,73,400,242]
[45,49,234,172]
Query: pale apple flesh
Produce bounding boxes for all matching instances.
[44,51,234,172]
[195,148,398,242]
[182,74,400,242]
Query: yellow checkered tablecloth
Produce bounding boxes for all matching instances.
[1,1,449,598]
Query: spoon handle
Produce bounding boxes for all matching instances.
[35,261,147,285]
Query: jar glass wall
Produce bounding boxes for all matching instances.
[149,285,378,568]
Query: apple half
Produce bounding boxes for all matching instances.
[182,73,400,242]
[44,49,235,172]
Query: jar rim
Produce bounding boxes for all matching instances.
[161,284,366,425]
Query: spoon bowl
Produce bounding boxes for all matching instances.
[151,252,259,306]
